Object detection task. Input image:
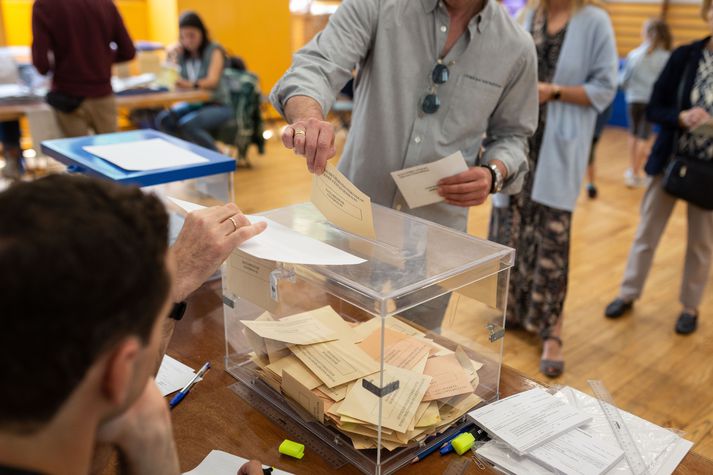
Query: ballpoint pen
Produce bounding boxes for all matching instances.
[169,361,210,409]
[411,423,475,463]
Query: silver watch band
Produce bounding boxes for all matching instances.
[488,163,504,193]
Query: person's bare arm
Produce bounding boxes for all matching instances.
[196,49,225,90]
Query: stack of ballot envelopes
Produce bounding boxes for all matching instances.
[242,305,484,451]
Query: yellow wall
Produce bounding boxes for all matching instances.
[175,0,291,92]
[0,0,150,46]
[147,0,178,45]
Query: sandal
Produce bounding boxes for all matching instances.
[540,335,564,378]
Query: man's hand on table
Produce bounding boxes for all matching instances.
[172,203,267,302]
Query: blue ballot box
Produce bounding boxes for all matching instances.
[41,129,236,243]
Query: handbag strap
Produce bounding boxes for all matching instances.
[673,55,694,152]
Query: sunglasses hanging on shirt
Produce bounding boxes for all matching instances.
[421,58,454,114]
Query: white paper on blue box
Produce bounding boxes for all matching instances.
[84,138,209,171]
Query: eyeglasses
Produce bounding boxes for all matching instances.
[421,61,450,114]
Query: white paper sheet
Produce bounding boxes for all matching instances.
[84,138,209,171]
[183,449,293,475]
[552,387,694,475]
[168,197,366,266]
[156,355,196,396]
[468,388,591,455]
[476,441,552,475]
[529,428,624,475]
[390,151,469,209]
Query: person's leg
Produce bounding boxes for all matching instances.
[84,95,118,134]
[625,103,639,187]
[156,107,183,136]
[618,177,677,302]
[530,205,571,377]
[586,136,599,198]
[680,205,713,314]
[0,120,23,179]
[177,105,233,151]
[54,103,91,137]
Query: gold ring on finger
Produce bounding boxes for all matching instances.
[228,216,238,232]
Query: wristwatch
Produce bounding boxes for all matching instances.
[551,85,562,101]
[483,163,504,194]
[169,301,188,321]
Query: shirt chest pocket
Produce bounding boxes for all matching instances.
[442,74,502,142]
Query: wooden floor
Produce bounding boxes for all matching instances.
[233,125,713,460]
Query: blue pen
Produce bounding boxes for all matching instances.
[440,426,488,455]
[169,361,210,409]
[411,423,475,463]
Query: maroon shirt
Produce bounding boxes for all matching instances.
[31,0,136,98]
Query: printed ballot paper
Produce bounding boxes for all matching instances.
[156,355,197,396]
[183,450,293,475]
[84,138,209,171]
[468,387,591,454]
[312,163,376,238]
[390,151,469,209]
[167,197,365,265]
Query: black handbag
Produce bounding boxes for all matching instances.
[661,60,713,210]
[45,90,84,113]
[662,156,713,210]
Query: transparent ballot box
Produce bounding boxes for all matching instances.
[223,203,514,475]
[40,129,235,244]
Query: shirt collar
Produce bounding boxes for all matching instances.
[424,0,497,33]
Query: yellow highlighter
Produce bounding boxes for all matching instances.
[451,432,476,455]
[279,439,305,459]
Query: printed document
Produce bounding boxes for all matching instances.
[468,387,591,454]
[156,355,196,396]
[529,428,624,475]
[290,340,379,388]
[312,163,376,238]
[241,314,338,345]
[337,365,432,433]
[390,151,469,209]
[84,138,208,171]
[183,449,293,475]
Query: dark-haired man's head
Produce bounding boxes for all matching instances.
[0,174,173,472]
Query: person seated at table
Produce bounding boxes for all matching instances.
[157,12,232,151]
[0,120,23,180]
[0,175,266,474]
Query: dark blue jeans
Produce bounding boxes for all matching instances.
[156,103,232,151]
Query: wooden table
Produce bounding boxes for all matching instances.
[0,89,211,122]
[168,282,713,475]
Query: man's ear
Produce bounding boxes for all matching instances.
[100,337,142,407]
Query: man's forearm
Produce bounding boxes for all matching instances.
[283,95,325,123]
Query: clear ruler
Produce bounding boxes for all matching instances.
[229,381,349,469]
[587,380,650,475]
